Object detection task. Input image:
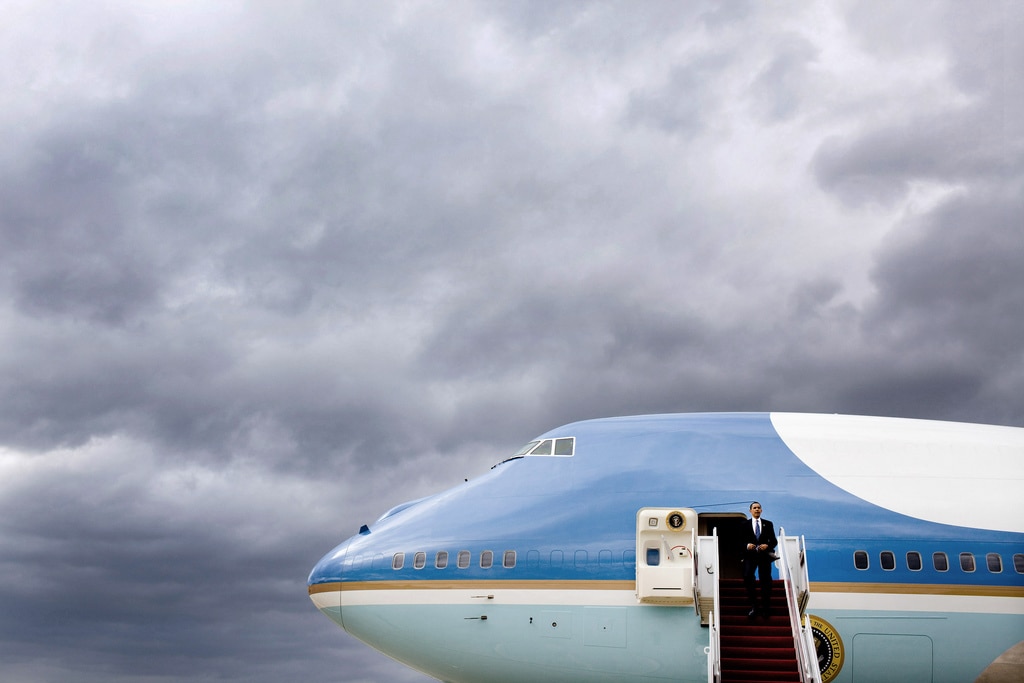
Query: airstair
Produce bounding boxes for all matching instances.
[635,510,821,683]
[696,528,822,683]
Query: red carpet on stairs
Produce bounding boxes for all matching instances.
[718,579,802,683]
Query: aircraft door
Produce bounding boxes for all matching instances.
[635,507,697,605]
[698,513,748,580]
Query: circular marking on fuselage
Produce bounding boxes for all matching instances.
[809,614,844,682]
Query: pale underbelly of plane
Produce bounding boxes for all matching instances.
[311,582,1024,683]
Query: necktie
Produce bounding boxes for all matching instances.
[755,520,761,540]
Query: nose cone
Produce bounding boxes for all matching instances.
[308,540,349,630]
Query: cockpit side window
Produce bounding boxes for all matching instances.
[530,440,553,455]
[513,441,540,456]
[498,437,576,467]
[526,437,574,457]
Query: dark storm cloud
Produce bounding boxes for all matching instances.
[626,52,734,135]
[814,1,1022,207]
[748,35,819,123]
[0,438,428,682]
[852,189,1024,424]
[803,1,1024,425]
[812,107,1017,206]
[0,4,480,460]
[1,121,164,325]
[0,2,1021,682]
[869,192,1024,353]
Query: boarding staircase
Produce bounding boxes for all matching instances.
[697,529,822,683]
[635,511,821,683]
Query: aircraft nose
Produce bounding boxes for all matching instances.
[308,541,348,630]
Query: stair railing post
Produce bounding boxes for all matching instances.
[796,534,821,683]
[778,528,822,683]
[703,528,720,683]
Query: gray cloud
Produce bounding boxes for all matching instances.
[0,2,1021,681]
[812,107,1018,206]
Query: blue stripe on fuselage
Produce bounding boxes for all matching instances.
[309,413,1024,588]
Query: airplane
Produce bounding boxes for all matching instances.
[308,412,1024,682]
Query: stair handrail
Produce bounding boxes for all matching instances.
[796,534,821,683]
[691,526,698,614]
[777,528,822,683]
[705,609,720,683]
[705,528,721,683]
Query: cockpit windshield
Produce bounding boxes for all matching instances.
[495,437,576,466]
[521,437,575,456]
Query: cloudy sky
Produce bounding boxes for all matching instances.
[1,1,1021,681]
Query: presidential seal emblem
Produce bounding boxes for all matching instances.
[808,615,844,682]
[667,511,686,530]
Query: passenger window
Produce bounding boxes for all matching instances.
[854,551,869,570]
[480,550,493,569]
[413,552,426,570]
[960,552,976,572]
[624,550,636,568]
[933,552,949,572]
[986,553,1002,573]
[906,551,922,571]
[503,550,516,568]
[530,440,553,455]
[554,437,575,455]
[392,552,405,570]
[550,550,564,568]
[575,550,588,568]
[527,550,540,568]
[435,550,449,569]
[646,547,660,566]
[880,551,895,570]
[457,550,470,569]
[1015,554,1024,574]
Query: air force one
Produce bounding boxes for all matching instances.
[308,413,1024,682]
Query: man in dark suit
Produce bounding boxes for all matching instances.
[742,501,777,618]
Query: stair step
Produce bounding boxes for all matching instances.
[721,672,802,683]
[721,656,800,672]
[720,610,788,619]
[720,638,790,651]
[720,602,788,613]
[720,626,790,638]
[722,646,797,660]
[720,617,790,629]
